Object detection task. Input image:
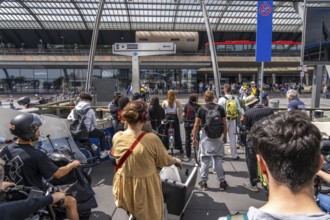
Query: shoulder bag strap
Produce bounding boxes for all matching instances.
[201,105,209,112]
[115,132,147,173]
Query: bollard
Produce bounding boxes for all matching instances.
[269,99,279,111]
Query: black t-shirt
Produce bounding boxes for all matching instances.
[196,103,226,125]
[183,103,200,119]
[149,105,165,130]
[0,143,58,190]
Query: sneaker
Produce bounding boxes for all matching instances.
[198,181,208,191]
[210,169,217,174]
[100,151,109,159]
[219,181,227,191]
[242,182,259,192]
[233,156,240,161]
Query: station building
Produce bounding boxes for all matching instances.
[0,0,324,94]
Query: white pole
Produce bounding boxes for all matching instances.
[259,61,264,105]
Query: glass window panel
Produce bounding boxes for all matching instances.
[48,69,61,79]
[7,69,20,80]
[34,69,47,79]
[0,69,7,80]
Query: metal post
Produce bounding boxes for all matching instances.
[300,0,307,66]
[259,62,264,104]
[311,65,323,108]
[199,0,221,99]
[85,0,105,93]
[131,55,140,94]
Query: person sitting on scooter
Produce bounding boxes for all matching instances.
[0,136,13,144]
[0,113,80,220]
[315,170,330,212]
[97,92,122,133]
[68,93,108,158]
[0,159,67,220]
[112,100,182,220]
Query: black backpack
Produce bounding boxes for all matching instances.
[70,108,91,141]
[184,104,196,128]
[201,105,222,139]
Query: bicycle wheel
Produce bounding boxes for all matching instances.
[79,148,93,175]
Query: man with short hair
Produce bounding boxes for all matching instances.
[1,113,79,220]
[218,84,244,160]
[286,89,306,111]
[242,95,274,192]
[219,111,330,220]
[192,91,228,191]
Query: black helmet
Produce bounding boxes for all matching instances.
[9,113,43,141]
[17,96,31,106]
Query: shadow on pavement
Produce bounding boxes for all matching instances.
[90,211,112,220]
[91,160,115,187]
[227,185,268,201]
[183,191,230,220]
[224,171,249,178]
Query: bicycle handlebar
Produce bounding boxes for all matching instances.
[161,119,175,125]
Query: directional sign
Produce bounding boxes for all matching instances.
[256,0,273,62]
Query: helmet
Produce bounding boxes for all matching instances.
[9,113,43,141]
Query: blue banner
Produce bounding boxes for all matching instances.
[256,0,273,62]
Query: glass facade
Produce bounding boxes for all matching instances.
[0,68,198,94]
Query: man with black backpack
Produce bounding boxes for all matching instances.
[192,91,227,191]
[183,94,200,161]
[68,93,107,159]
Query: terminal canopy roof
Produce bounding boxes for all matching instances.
[0,0,329,32]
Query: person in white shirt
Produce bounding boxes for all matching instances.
[218,84,244,160]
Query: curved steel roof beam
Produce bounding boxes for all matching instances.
[215,0,232,31]
[70,0,89,30]
[16,0,45,30]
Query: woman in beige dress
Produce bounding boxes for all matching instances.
[112,100,182,220]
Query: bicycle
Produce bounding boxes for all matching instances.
[163,119,176,156]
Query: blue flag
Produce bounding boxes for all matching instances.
[323,21,329,42]
[256,0,273,62]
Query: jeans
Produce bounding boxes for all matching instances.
[200,156,225,183]
[245,135,258,186]
[89,128,106,151]
[112,119,119,133]
[317,193,330,212]
[184,127,193,158]
[227,118,238,158]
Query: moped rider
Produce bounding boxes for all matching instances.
[0,113,80,220]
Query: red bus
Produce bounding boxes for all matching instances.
[204,40,301,55]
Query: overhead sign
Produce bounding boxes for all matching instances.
[256,0,273,62]
[113,42,176,56]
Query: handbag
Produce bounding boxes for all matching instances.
[114,131,147,173]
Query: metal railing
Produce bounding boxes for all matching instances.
[269,107,330,122]
[0,48,300,57]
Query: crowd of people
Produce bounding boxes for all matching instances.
[1,81,330,220]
